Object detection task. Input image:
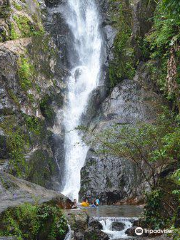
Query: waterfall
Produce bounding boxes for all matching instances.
[99,217,134,239]
[61,0,102,200]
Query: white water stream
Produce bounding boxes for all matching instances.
[99,217,136,239]
[61,0,102,200]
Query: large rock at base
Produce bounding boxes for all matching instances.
[63,209,89,240]
[63,210,89,233]
[0,171,72,214]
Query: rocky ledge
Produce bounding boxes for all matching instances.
[0,171,72,214]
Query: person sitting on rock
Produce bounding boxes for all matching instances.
[81,198,90,207]
[91,199,97,208]
[95,198,100,206]
[72,199,77,209]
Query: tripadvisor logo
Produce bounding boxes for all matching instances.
[135,227,143,236]
[135,227,173,236]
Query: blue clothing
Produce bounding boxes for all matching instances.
[91,204,96,208]
[95,199,100,205]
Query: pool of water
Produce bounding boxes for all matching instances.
[82,205,143,218]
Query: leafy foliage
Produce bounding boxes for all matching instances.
[0,203,68,240]
[80,108,180,230]
[109,1,135,87]
[83,109,179,188]
[146,0,180,111]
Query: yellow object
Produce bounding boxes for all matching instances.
[81,202,89,207]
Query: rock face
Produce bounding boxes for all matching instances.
[80,78,162,204]
[0,171,72,214]
[0,0,66,190]
[79,0,162,204]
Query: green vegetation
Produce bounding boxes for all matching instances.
[10,22,20,40]
[13,2,23,11]
[10,14,44,40]
[0,114,45,178]
[105,1,180,234]
[0,117,29,177]
[109,1,135,87]
[0,203,68,240]
[146,0,180,112]
[18,55,34,91]
[81,108,180,235]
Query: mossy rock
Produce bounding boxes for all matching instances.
[40,94,56,126]
[26,149,57,188]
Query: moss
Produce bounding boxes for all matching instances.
[26,149,55,187]
[10,22,20,40]
[10,14,44,40]
[13,2,23,11]
[30,35,57,80]
[0,116,29,178]
[0,112,51,179]
[6,89,20,107]
[13,15,34,37]
[18,55,33,91]
[23,115,42,136]
[0,203,68,240]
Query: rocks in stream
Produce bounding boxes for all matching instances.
[84,219,109,240]
[84,228,109,240]
[63,213,109,240]
[112,222,125,231]
[89,219,103,230]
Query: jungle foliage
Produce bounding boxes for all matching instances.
[0,203,68,240]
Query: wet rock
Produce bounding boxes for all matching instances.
[74,231,84,240]
[63,210,89,233]
[84,227,109,240]
[125,226,137,236]
[89,220,103,230]
[112,222,125,231]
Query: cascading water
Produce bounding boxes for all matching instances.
[61,0,102,200]
[98,217,137,239]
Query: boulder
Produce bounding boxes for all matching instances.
[0,171,72,214]
[84,227,109,240]
[63,210,89,233]
[89,220,103,230]
[125,226,137,236]
[112,222,125,231]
